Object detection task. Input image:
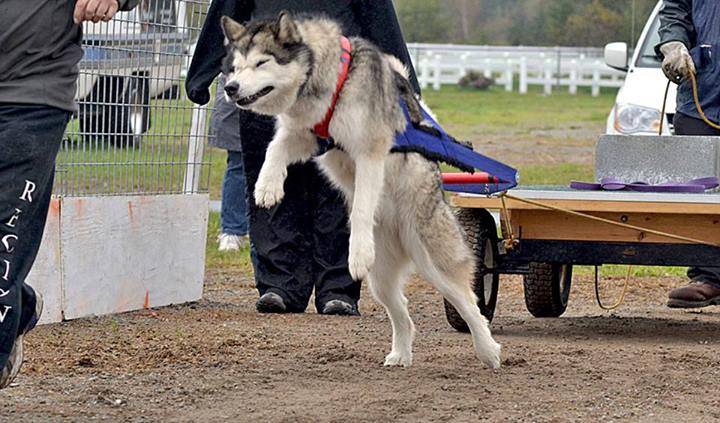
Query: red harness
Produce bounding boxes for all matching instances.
[313,36,353,140]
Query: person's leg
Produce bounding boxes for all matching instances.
[239,115,315,312]
[219,150,249,250]
[667,112,720,308]
[212,75,249,250]
[221,150,249,236]
[309,163,360,315]
[0,105,69,384]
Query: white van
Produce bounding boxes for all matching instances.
[604,1,676,135]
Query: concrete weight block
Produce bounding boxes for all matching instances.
[595,135,720,185]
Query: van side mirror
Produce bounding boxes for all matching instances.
[604,42,629,72]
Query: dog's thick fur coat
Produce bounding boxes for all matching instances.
[221,12,501,368]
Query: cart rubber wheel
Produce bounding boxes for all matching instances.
[444,208,500,332]
[523,263,572,318]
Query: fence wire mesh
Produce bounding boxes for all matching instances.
[56,0,214,197]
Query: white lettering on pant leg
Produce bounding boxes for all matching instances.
[5,209,21,229]
[0,306,11,324]
[1,260,9,281]
[1,235,17,253]
[20,180,36,203]
[0,288,8,297]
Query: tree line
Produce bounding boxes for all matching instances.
[394,0,660,47]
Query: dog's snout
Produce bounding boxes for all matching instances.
[224,81,240,97]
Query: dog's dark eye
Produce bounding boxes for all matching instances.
[256,60,269,68]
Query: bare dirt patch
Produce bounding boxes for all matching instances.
[2,269,720,422]
[472,126,598,167]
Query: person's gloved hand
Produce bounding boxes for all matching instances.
[659,41,696,83]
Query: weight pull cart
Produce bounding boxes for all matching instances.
[441,176,720,333]
[402,107,720,331]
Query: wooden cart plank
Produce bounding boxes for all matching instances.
[504,209,720,244]
[452,195,720,215]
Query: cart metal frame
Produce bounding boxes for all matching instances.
[443,188,720,330]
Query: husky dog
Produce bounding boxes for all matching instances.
[220,12,501,369]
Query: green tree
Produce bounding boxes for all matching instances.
[394,0,452,43]
[564,0,625,46]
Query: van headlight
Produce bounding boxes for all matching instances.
[614,104,662,134]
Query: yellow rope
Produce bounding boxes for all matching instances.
[594,265,632,310]
[659,71,720,136]
[659,79,672,136]
[690,72,720,130]
[498,192,720,248]
[499,193,518,250]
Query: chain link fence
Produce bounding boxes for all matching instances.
[56,0,214,197]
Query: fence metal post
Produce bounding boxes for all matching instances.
[183,104,208,194]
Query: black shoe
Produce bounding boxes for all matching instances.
[321,299,360,316]
[256,292,287,313]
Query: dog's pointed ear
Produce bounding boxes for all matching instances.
[221,16,246,44]
[276,10,300,43]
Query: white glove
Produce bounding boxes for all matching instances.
[659,41,696,83]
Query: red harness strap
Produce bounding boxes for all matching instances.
[313,36,353,140]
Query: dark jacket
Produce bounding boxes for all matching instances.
[656,0,720,123]
[186,0,419,106]
[0,0,138,112]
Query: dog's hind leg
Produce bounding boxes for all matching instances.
[368,231,414,367]
[405,213,502,369]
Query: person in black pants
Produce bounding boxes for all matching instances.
[186,0,419,315]
[656,0,720,308]
[0,0,138,389]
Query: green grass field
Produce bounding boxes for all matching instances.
[423,85,615,137]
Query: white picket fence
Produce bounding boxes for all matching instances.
[407,43,626,96]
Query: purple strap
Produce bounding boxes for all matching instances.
[570,177,719,193]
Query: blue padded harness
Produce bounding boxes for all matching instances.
[314,100,519,195]
[393,101,518,194]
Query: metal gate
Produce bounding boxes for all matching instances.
[57,0,213,197]
[32,0,214,324]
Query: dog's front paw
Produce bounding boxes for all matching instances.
[254,177,285,208]
[384,351,413,367]
[348,240,375,281]
[478,341,502,370]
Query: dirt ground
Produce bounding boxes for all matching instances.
[2,267,720,422]
[473,126,598,167]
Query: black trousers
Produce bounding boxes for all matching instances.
[674,112,720,285]
[239,114,359,312]
[0,105,69,369]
